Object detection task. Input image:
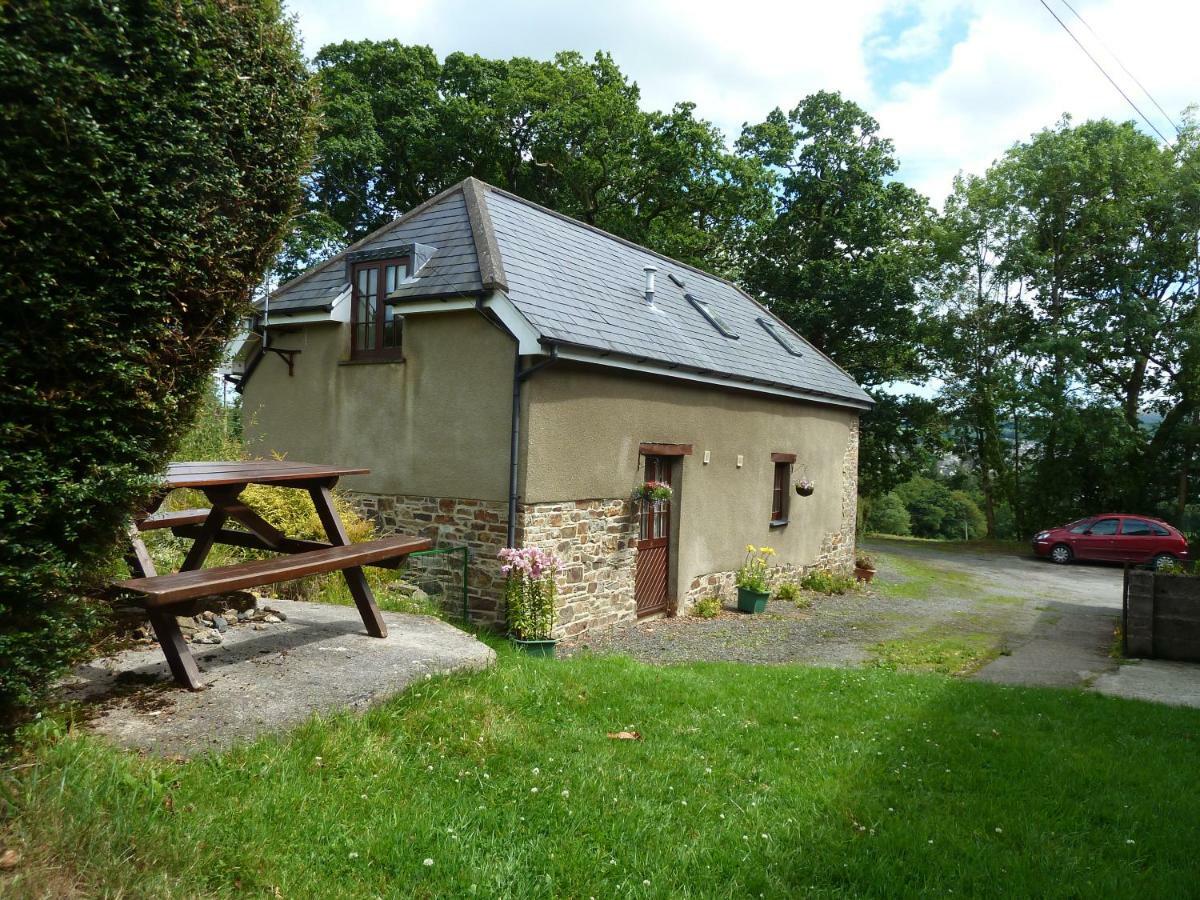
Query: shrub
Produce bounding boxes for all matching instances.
[693,596,721,619]
[773,582,800,602]
[799,569,857,595]
[0,0,315,722]
[501,547,562,641]
[855,553,875,570]
[865,492,912,536]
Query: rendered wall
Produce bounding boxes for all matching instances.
[242,310,515,500]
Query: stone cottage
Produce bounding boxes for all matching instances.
[232,177,873,636]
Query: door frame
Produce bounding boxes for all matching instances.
[635,454,672,617]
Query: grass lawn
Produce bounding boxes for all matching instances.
[4,650,1199,898]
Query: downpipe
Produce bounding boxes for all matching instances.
[507,346,558,548]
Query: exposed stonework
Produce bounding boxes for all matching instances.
[350,418,859,635]
[518,499,638,638]
[681,418,861,613]
[348,493,509,628]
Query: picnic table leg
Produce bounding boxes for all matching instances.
[148,609,204,690]
[309,483,388,639]
[180,506,230,571]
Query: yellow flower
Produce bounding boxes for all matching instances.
[761,546,776,555]
[745,544,756,553]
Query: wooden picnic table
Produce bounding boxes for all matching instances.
[119,460,431,689]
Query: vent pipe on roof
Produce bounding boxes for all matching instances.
[643,265,657,305]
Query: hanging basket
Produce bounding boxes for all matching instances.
[633,480,673,504]
[795,479,815,497]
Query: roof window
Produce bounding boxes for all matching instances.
[686,293,738,339]
[757,317,804,356]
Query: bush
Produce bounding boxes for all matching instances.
[0,0,315,723]
[799,569,857,595]
[865,492,912,536]
[773,582,800,602]
[693,596,721,619]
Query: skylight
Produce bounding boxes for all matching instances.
[668,272,686,288]
[686,293,738,339]
[757,317,804,356]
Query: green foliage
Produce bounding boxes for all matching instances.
[865,492,912,536]
[798,569,857,595]
[692,596,721,619]
[0,0,315,722]
[735,545,776,593]
[773,582,800,602]
[506,572,557,641]
[890,476,986,540]
[282,43,769,279]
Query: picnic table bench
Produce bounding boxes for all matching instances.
[115,460,431,689]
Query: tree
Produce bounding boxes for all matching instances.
[864,492,912,536]
[931,173,1031,537]
[0,0,315,720]
[284,43,769,279]
[737,91,935,387]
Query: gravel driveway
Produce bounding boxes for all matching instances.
[561,538,1200,708]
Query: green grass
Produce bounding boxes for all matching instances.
[870,631,1003,676]
[872,552,978,600]
[5,654,1200,897]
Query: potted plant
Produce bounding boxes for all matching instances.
[633,480,673,506]
[795,477,815,497]
[500,546,563,656]
[854,552,877,583]
[736,545,775,613]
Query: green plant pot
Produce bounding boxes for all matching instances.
[510,637,559,658]
[736,587,769,614]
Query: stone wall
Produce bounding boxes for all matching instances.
[518,499,638,638]
[348,493,509,628]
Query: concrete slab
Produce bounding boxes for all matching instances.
[63,599,495,757]
[1092,659,1200,709]
[975,601,1118,688]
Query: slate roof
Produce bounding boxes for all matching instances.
[266,178,872,410]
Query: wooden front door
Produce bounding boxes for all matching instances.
[635,455,672,617]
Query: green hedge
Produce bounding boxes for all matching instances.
[0,0,315,722]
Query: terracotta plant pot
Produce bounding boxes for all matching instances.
[736,587,769,613]
[510,637,559,658]
[854,566,876,584]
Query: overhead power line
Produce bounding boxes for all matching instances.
[1057,0,1181,138]
[1037,0,1173,145]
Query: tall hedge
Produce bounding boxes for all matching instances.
[0,0,315,721]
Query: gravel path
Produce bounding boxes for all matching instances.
[562,540,1051,668]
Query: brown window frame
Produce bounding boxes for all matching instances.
[770,459,791,526]
[350,256,409,361]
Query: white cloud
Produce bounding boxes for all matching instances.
[284,0,1200,205]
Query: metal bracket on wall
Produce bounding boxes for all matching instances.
[264,347,301,377]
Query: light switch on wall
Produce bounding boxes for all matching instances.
[736,454,744,468]
[703,450,711,464]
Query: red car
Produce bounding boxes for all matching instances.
[1032,515,1190,568]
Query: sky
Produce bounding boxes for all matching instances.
[284,0,1198,207]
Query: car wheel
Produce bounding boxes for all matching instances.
[1153,553,1178,571]
[1050,544,1073,564]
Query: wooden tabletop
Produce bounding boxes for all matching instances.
[163,460,370,489]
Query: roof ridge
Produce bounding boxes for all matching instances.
[268,180,470,303]
[460,177,507,292]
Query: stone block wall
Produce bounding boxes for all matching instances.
[348,493,509,627]
[518,499,638,638]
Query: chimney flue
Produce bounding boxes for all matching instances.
[643,265,657,304]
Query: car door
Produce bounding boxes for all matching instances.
[1115,518,1158,564]
[1074,517,1120,561]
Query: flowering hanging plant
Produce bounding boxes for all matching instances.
[795,477,815,496]
[633,480,673,502]
[500,546,563,641]
[736,545,776,593]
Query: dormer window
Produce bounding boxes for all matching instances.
[351,257,408,360]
